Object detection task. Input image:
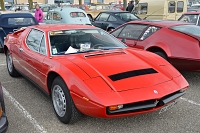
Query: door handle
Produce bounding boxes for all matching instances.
[19,48,23,52]
[134,42,137,46]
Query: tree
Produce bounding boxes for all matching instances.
[123,0,127,11]
[29,0,33,10]
[0,0,5,11]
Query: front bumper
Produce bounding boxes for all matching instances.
[0,113,8,133]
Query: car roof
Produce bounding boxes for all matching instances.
[49,7,85,13]
[0,13,33,18]
[0,13,38,27]
[183,12,200,14]
[29,24,97,32]
[101,10,129,13]
[127,20,192,27]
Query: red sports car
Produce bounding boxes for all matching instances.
[4,24,188,124]
[110,20,200,71]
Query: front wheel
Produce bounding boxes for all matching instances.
[6,50,20,77]
[51,76,82,124]
[154,51,168,61]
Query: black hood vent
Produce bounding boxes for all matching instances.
[109,68,158,81]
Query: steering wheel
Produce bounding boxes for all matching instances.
[92,44,104,49]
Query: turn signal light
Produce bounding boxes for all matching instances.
[109,105,123,111]
[82,97,89,101]
[109,105,118,111]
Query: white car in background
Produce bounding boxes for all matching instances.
[45,7,91,25]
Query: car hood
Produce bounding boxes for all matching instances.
[68,49,173,92]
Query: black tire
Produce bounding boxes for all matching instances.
[6,50,20,77]
[0,42,4,53]
[154,51,168,61]
[1,99,5,113]
[51,76,82,124]
[107,27,115,32]
[0,48,3,53]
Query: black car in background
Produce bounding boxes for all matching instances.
[91,10,140,31]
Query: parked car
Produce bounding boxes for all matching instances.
[110,20,200,71]
[0,82,8,132]
[0,13,38,52]
[91,10,140,31]
[4,24,188,124]
[178,12,200,26]
[9,5,29,11]
[45,7,91,25]
[86,4,111,20]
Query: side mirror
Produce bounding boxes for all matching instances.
[121,38,126,43]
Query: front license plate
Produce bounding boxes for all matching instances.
[159,101,178,114]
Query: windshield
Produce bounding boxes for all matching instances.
[49,29,126,55]
[114,12,139,21]
[171,25,200,37]
[178,14,199,24]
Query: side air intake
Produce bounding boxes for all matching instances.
[109,68,158,81]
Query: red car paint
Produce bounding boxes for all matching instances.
[111,20,200,71]
[4,24,188,119]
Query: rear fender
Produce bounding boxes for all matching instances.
[145,42,172,57]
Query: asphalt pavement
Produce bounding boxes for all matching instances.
[0,53,199,133]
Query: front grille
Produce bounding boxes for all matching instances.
[106,90,186,115]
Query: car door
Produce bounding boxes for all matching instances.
[19,29,48,86]
[167,1,185,20]
[111,24,148,49]
[92,13,110,30]
[106,14,119,30]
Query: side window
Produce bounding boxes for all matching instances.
[118,24,147,40]
[177,1,184,13]
[168,1,175,13]
[108,15,117,22]
[47,12,52,20]
[138,3,148,14]
[26,29,43,52]
[111,26,125,37]
[53,13,61,20]
[39,36,47,55]
[42,7,50,12]
[95,14,101,21]
[98,13,109,21]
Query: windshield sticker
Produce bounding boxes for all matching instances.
[80,43,91,51]
[50,31,63,35]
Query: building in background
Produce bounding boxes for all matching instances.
[4,0,121,4]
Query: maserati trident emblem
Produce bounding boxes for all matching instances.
[154,90,158,94]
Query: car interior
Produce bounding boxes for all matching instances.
[49,32,117,55]
[50,33,92,54]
